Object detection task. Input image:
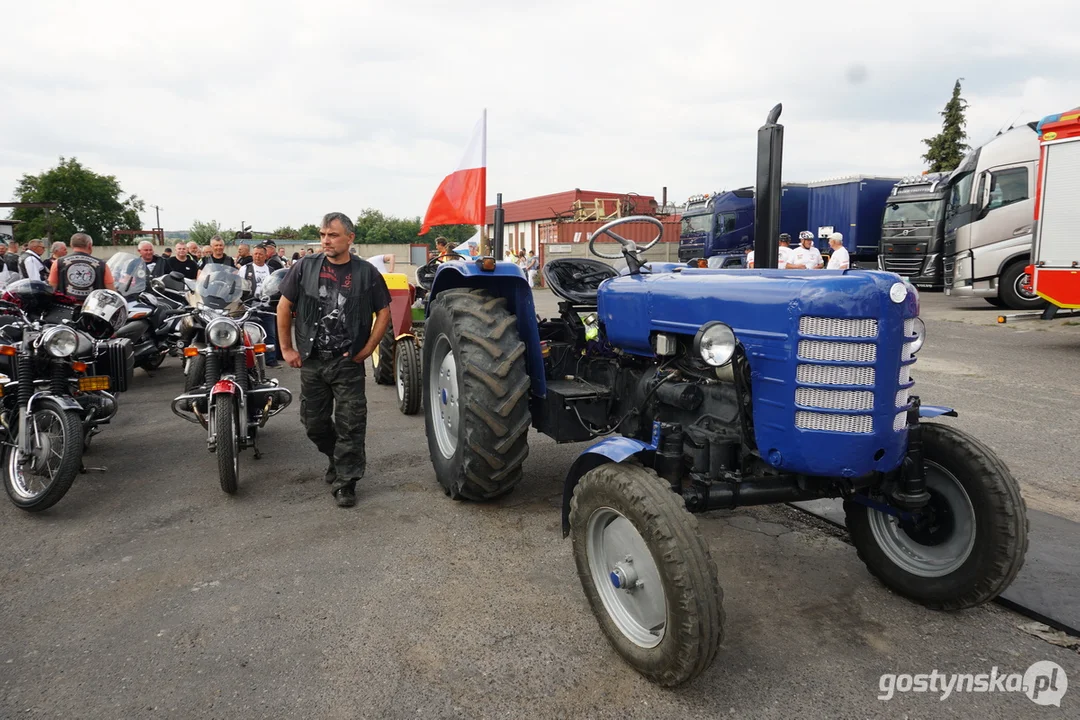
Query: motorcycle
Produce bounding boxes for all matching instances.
[0,282,133,511]
[108,253,188,371]
[169,264,292,494]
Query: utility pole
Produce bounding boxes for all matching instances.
[150,204,163,245]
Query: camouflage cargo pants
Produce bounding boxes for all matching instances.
[300,354,367,491]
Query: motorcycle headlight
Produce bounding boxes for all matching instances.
[906,317,926,355]
[207,318,240,348]
[42,326,79,358]
[243,321,266,345]
[692,321,736,367]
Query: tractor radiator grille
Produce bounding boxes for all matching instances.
[797,340,877,363]
[796,411,873,434]
[795,388,874,411]
[798,317,878,338]
[795,314,915,435]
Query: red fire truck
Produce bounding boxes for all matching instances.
[999,107,1080,323]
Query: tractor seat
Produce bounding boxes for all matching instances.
[542,258,619,306]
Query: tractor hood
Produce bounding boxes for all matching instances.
[597,268,922,479]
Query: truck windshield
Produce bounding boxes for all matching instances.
[883,200,943,225]
[948,172,974,216]
[681,215,712,234]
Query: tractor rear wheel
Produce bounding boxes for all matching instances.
[423,288,530,501]
[371,325,395,385]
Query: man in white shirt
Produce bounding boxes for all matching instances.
[748,235,793,268]
[18,238,48,281]
[788,231,824,270]
[366,253,396,274]
[244,245,280,367]
[826,232,850,270]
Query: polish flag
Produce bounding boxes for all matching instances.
[419,110,487,235]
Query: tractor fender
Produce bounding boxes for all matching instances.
[428,260,546,397]
[394,333,416,342]
[560,437,657,537]
[919,404,957,418]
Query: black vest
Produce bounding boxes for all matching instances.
[56,252,107,299]
[292,254,374,360]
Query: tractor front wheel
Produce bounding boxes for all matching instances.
[569,462,723,687]
[395,336,421,416]
[845,422,1028,610]
[422,288,530,501]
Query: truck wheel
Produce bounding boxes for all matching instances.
[845,423,1028,610]
[570,462,723,687]
[999,261,1046,311]
[371,325,395,385]
[423,288,530,501]
[395,336,421,416]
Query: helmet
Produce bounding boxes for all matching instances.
[1,279,55,313]
[778,233,791,242]
[79,289,129,338]
[799,231,814,241]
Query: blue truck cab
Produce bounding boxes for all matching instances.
[678,185,809,261]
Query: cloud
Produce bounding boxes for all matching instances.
[2,0,1079,232]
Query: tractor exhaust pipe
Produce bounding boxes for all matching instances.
[754,103,784,269]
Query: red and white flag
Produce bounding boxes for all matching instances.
[419,110,487,235]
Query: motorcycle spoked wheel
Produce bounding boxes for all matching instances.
[214,393,241,495]
[3,398,85,512]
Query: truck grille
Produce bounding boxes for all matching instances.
[882,257,923,276]
[795,315,916,435]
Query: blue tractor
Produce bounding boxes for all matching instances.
[419,121,1028,688]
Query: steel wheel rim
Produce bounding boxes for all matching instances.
[868,460,976,577]
[8,409,65,501]
[429,335,458,458]
[1015,271,1037,300]
[586,506,667,648]
[395,343,406,403]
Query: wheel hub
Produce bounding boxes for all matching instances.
[429,337,459,458]
[899,488,955,546]
[609,556,641,590]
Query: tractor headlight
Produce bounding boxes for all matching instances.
[243,322,266,345]
[693,322,736,367]
[207,318,240,348]
[907,317,926,354]
[42,326,79,358]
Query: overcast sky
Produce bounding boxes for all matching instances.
[3,0,1079,233]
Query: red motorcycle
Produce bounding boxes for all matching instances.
[169,265,291,494]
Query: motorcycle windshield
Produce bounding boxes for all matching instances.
[107,253,148,298]
[193,264,244,310]
[260,268,289,300]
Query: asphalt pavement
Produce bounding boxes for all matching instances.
[0,288,1078,719]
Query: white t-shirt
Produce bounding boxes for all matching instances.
[826,246,850,270]
[366,254,387,274]
[250,262,272,294]
[747,247,791,268]
[789,245,823,269]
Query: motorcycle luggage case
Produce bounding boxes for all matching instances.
[95,338,135,393]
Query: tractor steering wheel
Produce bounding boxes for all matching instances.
[588,215,664,260]
[415,252,465,291]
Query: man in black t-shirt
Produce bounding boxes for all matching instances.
[199,235,235,270]
[164,242,200,279]
[277,212,391,508]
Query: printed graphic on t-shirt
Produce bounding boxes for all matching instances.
[316,262,353,352]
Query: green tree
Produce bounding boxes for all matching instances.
[189,219,230,245]
[922,79,970,172]
[272,225,299,239]
[297,223,320,241]
[7,157,144,245]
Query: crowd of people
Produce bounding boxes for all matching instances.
[745,230,850,270]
